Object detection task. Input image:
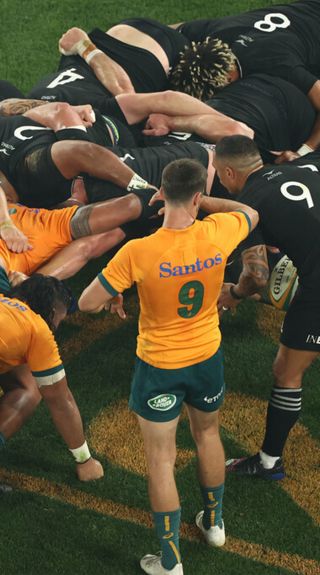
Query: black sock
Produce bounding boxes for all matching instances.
[262,387,302,457]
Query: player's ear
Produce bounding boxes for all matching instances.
[158,186,166,200]
[193,191,203,206]
[226,165,234,179]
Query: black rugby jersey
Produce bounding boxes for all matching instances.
[28,20,186,104]
[178,1,320,55]
[0,115,56,180]
[84,141,209,203]
[178,1,320,94]
[237,162,320,281]
[146,74,315,164]
[28,58,111,106]
[206,74,315,161]
[88,108,137,148]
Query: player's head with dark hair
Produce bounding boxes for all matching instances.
[169,37,237,101]
[161,158,207,205]
[10,274,73,332]
[214,135,263,194]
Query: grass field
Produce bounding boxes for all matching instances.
[0,1,320,574]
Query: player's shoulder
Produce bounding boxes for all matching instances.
[201,211,249,231]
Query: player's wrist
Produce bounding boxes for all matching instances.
[76,39,103,63]
[0,219,14,230]
[127,173,149,192]
[230,284,245,300]
[297,143,314,157]
[69,440,91,464]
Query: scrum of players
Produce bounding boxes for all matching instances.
[1,2,320,573]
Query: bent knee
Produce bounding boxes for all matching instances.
[272,358,302,388]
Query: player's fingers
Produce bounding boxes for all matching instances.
[116,307,126,320]
[142,128,157,136]
[148,190,162,205]
[269,150,283,156]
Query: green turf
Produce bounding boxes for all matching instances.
[0,1,320,574]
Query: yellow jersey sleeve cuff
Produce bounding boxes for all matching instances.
[234,209,252,232]
[98,273,119,297]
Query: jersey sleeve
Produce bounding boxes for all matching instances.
[285,66,317,95]
[99,98,128,124]
[98,241,135,296]
[204,211,251,256]
[27,320,65,387]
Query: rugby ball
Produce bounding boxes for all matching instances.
[268,255,299,311]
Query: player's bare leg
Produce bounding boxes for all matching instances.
[187,405,225,546]
[137,415,183,573]
[71,194,142,236]
[37,229,125,279]
[0,365,41,440]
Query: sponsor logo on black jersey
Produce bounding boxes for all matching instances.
[235,34,254,47]
[262,169,282,181]
[306,334,320,344]
[0,141,14,155]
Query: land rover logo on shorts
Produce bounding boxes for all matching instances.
[148,394,177,411]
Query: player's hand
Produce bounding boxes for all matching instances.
[71,105,96,127]
[148,189,165,216]
[0,222,32,253]
[59,27,90,55]
[218,283,242,316]
[76,457,104,481]
[238,122,254,140]
[266,245,280,254]
[271,150,300,164]
[8,270,29,288]
[143,114,171,136]
[107,294,126,320]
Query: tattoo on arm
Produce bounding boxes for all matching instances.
[70,204,94,239]
[239,244,269,295]
[0,99,47,116]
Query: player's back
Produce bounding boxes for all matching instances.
[104,211,249,368]
[0,115,54,178]
[178,1,320,48]
[239,163,320,280]
[0,294,39,372]
[206,74,315,160]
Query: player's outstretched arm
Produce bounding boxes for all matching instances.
[219,244,269,312]
[142,110,253,141]
[51,140,152,191]
[200,195,259,230]
[59,27,135,96]
[39,376,103,481]
[24,101,95,131]
[78,276,117,313]
[0,98,48,116]
[296,81,320,154]
[116,90,249,129]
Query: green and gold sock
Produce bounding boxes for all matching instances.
[153,508,181,570]
[201,483,224,530]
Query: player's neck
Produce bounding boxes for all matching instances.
[162,204,197,230]
[243,162,264,184]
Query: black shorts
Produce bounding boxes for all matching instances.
[280,283,320,351]
[15,145,72,208]
[0,80,25,101]
[89,28,169,93]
